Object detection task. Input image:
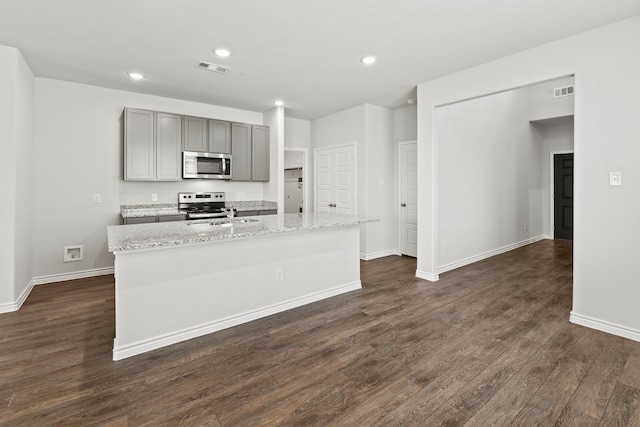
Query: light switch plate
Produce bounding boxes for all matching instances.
[609,171,622,186]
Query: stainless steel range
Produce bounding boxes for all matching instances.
[178,192,233,220]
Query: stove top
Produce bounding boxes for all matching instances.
[178,192,229,219]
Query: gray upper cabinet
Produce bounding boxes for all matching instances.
[208,119,231,154]
[231,123,270,182]
[183,116,208,152]
[231,123,252,181]
[124,108,182,181]
[155,112,182,181]
[251,125,270,182]
[125,108,155,180]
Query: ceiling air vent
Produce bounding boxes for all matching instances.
[554,85,574,98]
[197,61,229,74]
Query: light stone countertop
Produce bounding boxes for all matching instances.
[108,212,378,253]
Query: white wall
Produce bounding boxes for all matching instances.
[365,104,396,258]
[33,78,264,280]
[263,107,284,212]
[394,105,417,143]
[311,104,397,258]
[0,46,34,312]
[284,117,311,150]
[529,76,575,121]
[436,88,544,271]
[416,15,640,341]
[284,117,310,213]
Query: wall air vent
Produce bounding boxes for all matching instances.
[554,85,574,98]
[197,61,229,74]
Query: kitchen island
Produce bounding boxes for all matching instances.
[107,213,375,360]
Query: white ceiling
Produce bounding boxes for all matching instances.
[2,0,639,120]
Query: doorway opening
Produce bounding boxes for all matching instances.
[284,149,308,214]
[434,75,574,274]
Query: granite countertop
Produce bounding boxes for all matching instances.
[120,204,182,218]
[108,212,377,253]
[120,201,278,218]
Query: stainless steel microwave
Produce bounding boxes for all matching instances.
[183,151,232,180]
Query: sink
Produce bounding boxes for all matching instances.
[234,218,259,223]
[188,220,230,227]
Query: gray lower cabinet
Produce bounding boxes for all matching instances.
[124,108,182,181]
[231,123,269,182]
[236,209,276,217]
[122,214,186,225]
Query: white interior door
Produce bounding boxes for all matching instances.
[334,144,355,215]
[400,142,418,257]
[315,144,356,215]
[315,148,333,213]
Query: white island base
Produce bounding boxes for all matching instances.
[112,225,361,360]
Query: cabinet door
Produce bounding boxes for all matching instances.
[123,216,157,225]
[251,125,270,182]
[236,210,258,217]
[124,108,155,180]
[183,116,208,152]
[258,209,277,216]
[156,112,182,181]
[208,119,231,154]
[231,123,252,181]
[157,214,186,222]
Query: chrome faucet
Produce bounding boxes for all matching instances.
[223,207,235,221]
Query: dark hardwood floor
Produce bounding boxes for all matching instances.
[2,239,640,426]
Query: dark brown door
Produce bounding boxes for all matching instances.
[554,153,573,240]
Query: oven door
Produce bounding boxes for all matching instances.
[183,151,232,179]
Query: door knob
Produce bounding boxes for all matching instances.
[401,203,407,207]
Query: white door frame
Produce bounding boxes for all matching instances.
[283,147,309,214]
[398,140,417,255]
[549,150,574,239]
[314,141,357,214]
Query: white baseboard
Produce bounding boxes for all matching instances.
[360,249,400,261]
[0,278,35,314]
[437,235,546,274]
[33,266,114,286]
[543,234,554,240]
[570,311,640,343]
[416,270,439,282]
[1,267,115,314]
[113,280,362,360]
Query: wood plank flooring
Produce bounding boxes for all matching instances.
[2,239,640,426]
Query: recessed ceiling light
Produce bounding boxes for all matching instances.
[128,72,144,80]
[214,48,231,57]
[274,100,284,107]
[361,55,377,65]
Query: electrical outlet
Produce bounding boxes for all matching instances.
[609,171,622,186]
[151,193,158,202]
[524,224,528,232]
[92,193,101,204]
[275,268,284,282]
[444,241,449,252]
[64,245,83,262]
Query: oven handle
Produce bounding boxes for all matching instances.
[186,212,228,219]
